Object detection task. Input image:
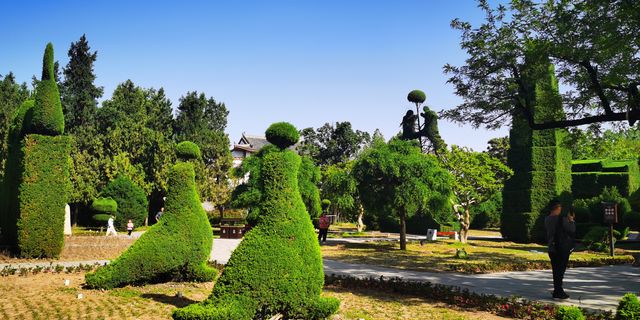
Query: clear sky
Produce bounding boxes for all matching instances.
[0,0,508,151]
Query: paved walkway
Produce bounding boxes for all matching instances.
[2,238,637,312]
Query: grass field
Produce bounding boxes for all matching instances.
[0,236,136,263]
[320,239,635,273]
[0,272,505,320]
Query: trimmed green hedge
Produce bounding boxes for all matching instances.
[501,51,572,243]
[265,122,299,149]
[85,161,215,289]
[174,127,338,320]
[17,134,70,258]
[91,197,117,214]
[28,43,64,136]
[100,176,148,229]
[176,141,201,160]
[407,90,426,104]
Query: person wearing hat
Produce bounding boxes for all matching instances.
[544,200,576,299]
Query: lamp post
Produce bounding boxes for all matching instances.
[602,202,618,257]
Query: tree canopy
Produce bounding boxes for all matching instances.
[299,121,371,166]
[443,0,640,130]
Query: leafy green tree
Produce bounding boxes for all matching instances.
[299,122,371,166]
[443,0,640,130]
[440,145,512,243]
[60,34,103,132]
[353,139,452,250]
[321,161,364,231]
[485,136,509,166]
[298,156,322,219]
[566,126,640,160]
[0,73,30,176]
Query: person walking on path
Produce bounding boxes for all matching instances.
[155,207,164,223]
[545,200,576,300]
[106,215,118,236]
[318,213,331,243]
[127,219,134,237]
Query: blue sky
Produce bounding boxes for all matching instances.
[0,0,508,150]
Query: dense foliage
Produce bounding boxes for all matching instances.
[29,43,65,136]
[298,156,322,219]
[299,121,371,166]
[176,141,202,160]
[100,176,148,229]
[85,147,215,289]
[353,138,452,250]
[265,122,299,149]
[174,123,338,320]
[616,293,640,320]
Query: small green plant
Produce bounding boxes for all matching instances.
[454,248,469,259]
[54,264,65,273]
[556,305,585,320]
[616,293,640,320]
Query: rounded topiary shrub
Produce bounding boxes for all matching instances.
[265,122,299,149]
[176,141,201,160]
[173,124,339,320]
[85,161,215,289]
[556,306,585,320]
[407,89,426,104]
[91,197,117,214]
[321,199,331,212]
[616,293,640,320]
[100,176,148,229]
[28,43,65,136]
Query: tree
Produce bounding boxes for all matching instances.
[321,161,364,231]
[299,122,371,166]
[443,0,640,130]
[566,125,640,160]
[0,73,30,176]
[440,146,512,243]
[60,34,103,132]
[353,139,452,250]
[486,136,509,166]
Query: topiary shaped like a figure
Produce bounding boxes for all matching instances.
[29,43,65,136]
[85,142,215,289]
[174,123,339,320]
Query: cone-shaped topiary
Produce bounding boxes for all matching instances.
[265,122,299,149]
[407,89,426,104]
[173,124,339,320]
[85,142,215,289]
[29,43,65,136]
[176,141,202,160]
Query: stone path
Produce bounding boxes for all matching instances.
[1,238,637,312]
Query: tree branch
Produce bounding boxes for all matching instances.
[579,60,613,115]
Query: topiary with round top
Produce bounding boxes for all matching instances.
[265,122,299,149]
[407,89,426,104]
[176,141,202,160]
[85,142,215,289]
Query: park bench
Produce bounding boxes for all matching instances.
[437,231,458,240]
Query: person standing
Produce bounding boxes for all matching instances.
[106,215,118,236]
[127,219,134,237]
[318,213,330,243]
[155,207,165,223]
[545,200,576,299]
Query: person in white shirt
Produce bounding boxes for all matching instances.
[106,215,117,236]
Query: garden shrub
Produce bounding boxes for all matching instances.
[501,50,572,243]
[174,123,338,320]
[92,214,112,225]
[582,226,619,252]
[176,141,201,160]
[85,142,215,289]
[321,199,331,212]
[572,159,640,199]
[556,306,585,320]
[298,156,322,219]
[91,197,117,214]
[1,43,70,258]
[264,122,299,149]
[100,176,148,229]
[617,293,640,320]
[470,192,502,229]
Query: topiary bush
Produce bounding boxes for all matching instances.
[85,147,215,289]
[28,43,65,136]
[321,199,331,213]
[173,124,339,320]
[616,293,640,320]
[91,197,117,214]
[407,89,426,104]
[176,141,201,160]
[100,176,148,229]
[556,306,585,320]
[265,122,299,149]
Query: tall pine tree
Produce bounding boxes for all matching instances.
[60,34,103,132]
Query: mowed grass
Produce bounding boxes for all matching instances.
[321,239,634,273]
[0,272,503,320]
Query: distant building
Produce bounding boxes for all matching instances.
[231,133,270,168]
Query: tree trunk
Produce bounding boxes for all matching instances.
[461,207,471,243]
[399,211,407,250]
[72,204,78,227]
[356,204,365,233]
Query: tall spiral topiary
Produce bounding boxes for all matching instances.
[0,43,71,258]
[85,142,215,289]
[173,122,339,320]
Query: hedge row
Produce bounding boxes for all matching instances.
[174,123,338,320]
[571,159,640,198]
[85,158,215,289]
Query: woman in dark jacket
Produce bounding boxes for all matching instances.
[544,200,576,299]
